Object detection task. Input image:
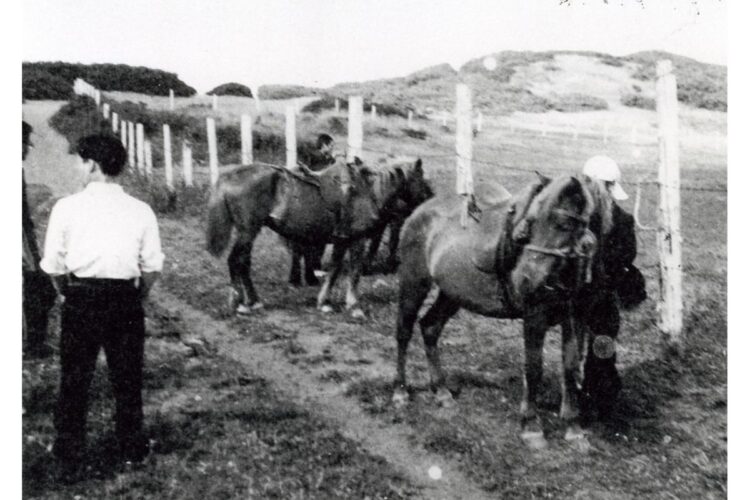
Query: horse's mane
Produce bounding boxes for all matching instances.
[579,174,614,238]
[368,158,422,206]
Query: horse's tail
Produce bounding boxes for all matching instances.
[206,185,234,256]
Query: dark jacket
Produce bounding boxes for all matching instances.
[602,204,647,310]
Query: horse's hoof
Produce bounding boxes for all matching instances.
[565,428,593,453]
[435,387,455,408]
[236,302,264,316]
[521,430,548,451]
[392,389,409,409]
[227,289,241,311]
[319,304,335,314]
[313,270,327,279]
[350,308,366,321]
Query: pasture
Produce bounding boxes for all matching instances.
[22,87,726,499]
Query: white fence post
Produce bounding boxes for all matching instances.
[456,84,474,227]
[347,96,363,162]
[241,114,253,165]
[127,121,135,169]
[371,104,377,120]
[163,124,174,190]
[182,140,193,187]
[144,139,153,178]
[476,111,483,133]
[136,123,145,173]
[102,103,110,119]
[407,110,413,129]
[441,110,448,127]
[285,105,297,169]
[94,90,101,107]
[169,89,175,111]
[207,118,219,186]
[120,119,127,147]
[656,59,683,352]
[112,112,119,133]
[334,98,340,114]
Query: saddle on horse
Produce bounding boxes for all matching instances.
[465,182,514,274]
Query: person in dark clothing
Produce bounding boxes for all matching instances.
[41,134,164,479]
[581,155,647,417]
[22,121,56,358]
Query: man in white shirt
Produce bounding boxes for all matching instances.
[41,134,164,475]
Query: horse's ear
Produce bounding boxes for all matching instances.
[414,158,423,177]
[535,171,551,186]
[354,156,363,166]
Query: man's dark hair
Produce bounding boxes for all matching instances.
[76,134,127,177]
[316,133,334,150]
[23,121,32,145]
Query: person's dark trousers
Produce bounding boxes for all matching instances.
[53,279,148,463]
[23,270,56,356]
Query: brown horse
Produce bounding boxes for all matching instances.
[393,174,613,451]
[206,159,382,316]
[286,158,434,283]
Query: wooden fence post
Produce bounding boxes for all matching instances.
[112,112,119,133]
[441,110,448,127]
[656,59,683,353]
[182,140,193,187]
[241,114,253,165]
[371,105,377,120]
[102,103,110,119]
[347,96,363,162]
[163,124,174,190]
[335,98,340,114]
[476,111,483,133]
[207,118,219,186]
[94,90,101,107]
[127,121,135,169]
[136,123,145,173]
[120,119,127,147]
[285,105,297,169]
[456,84,474,227]
[169,89,175,111]
[144,139,153,177]
[407,110,413,129]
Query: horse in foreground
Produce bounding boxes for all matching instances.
[206,158,431,317]
[394,174,614,451]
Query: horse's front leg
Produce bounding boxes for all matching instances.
[317,243,347,313]
[363,226,385,275]
[560,315,592,451]
[521,314,548,450]
[344,240,367,319]
[419,292,460,407]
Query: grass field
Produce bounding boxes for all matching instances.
[23,86,726,499]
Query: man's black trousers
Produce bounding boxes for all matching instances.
[54,279,146,461]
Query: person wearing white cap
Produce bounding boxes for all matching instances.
[579,155,646,418]
[582,155,629,201]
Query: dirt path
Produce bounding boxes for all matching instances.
[23,101,84,197]
[152,287,495,500]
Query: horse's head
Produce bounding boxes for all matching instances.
[375,158,434,217]
[345,157,382,235]
[509,174,599,307]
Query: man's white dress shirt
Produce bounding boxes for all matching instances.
[40,182,164,279]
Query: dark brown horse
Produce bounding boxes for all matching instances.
[206,159,382,316]
[286,158,434,283]
[393,174,613,451]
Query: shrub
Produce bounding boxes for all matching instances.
[258,85,324,100]
[22,66,72,100]
[207,83,254,97]
[551,93,609,112]
[620,93,656,110]
[402,128,427,140]
[48,96,115,153]
[22,62,196,98]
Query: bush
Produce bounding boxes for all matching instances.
[302,95,409,118]
[621,93,656,110]
[22,67,72,100]
[402,128,427,140]
[48,96,115,153]
[22,62,196,98]
[258,85,324,100]
[207,83,253,97]
[551,93,608,112]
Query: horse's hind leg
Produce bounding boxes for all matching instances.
[303,244,324,286]
[520,314,549,450]
[393,276,431,408]
[317,243,347,313]
[288,244,303,287]
[228,229,262,314]
[344,240,367,319]
[419,291,460,407]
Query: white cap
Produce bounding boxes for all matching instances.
[582,155,628,201]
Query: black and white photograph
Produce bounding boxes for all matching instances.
[18,0,732,498]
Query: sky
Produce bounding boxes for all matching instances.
[22,0,727,94]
